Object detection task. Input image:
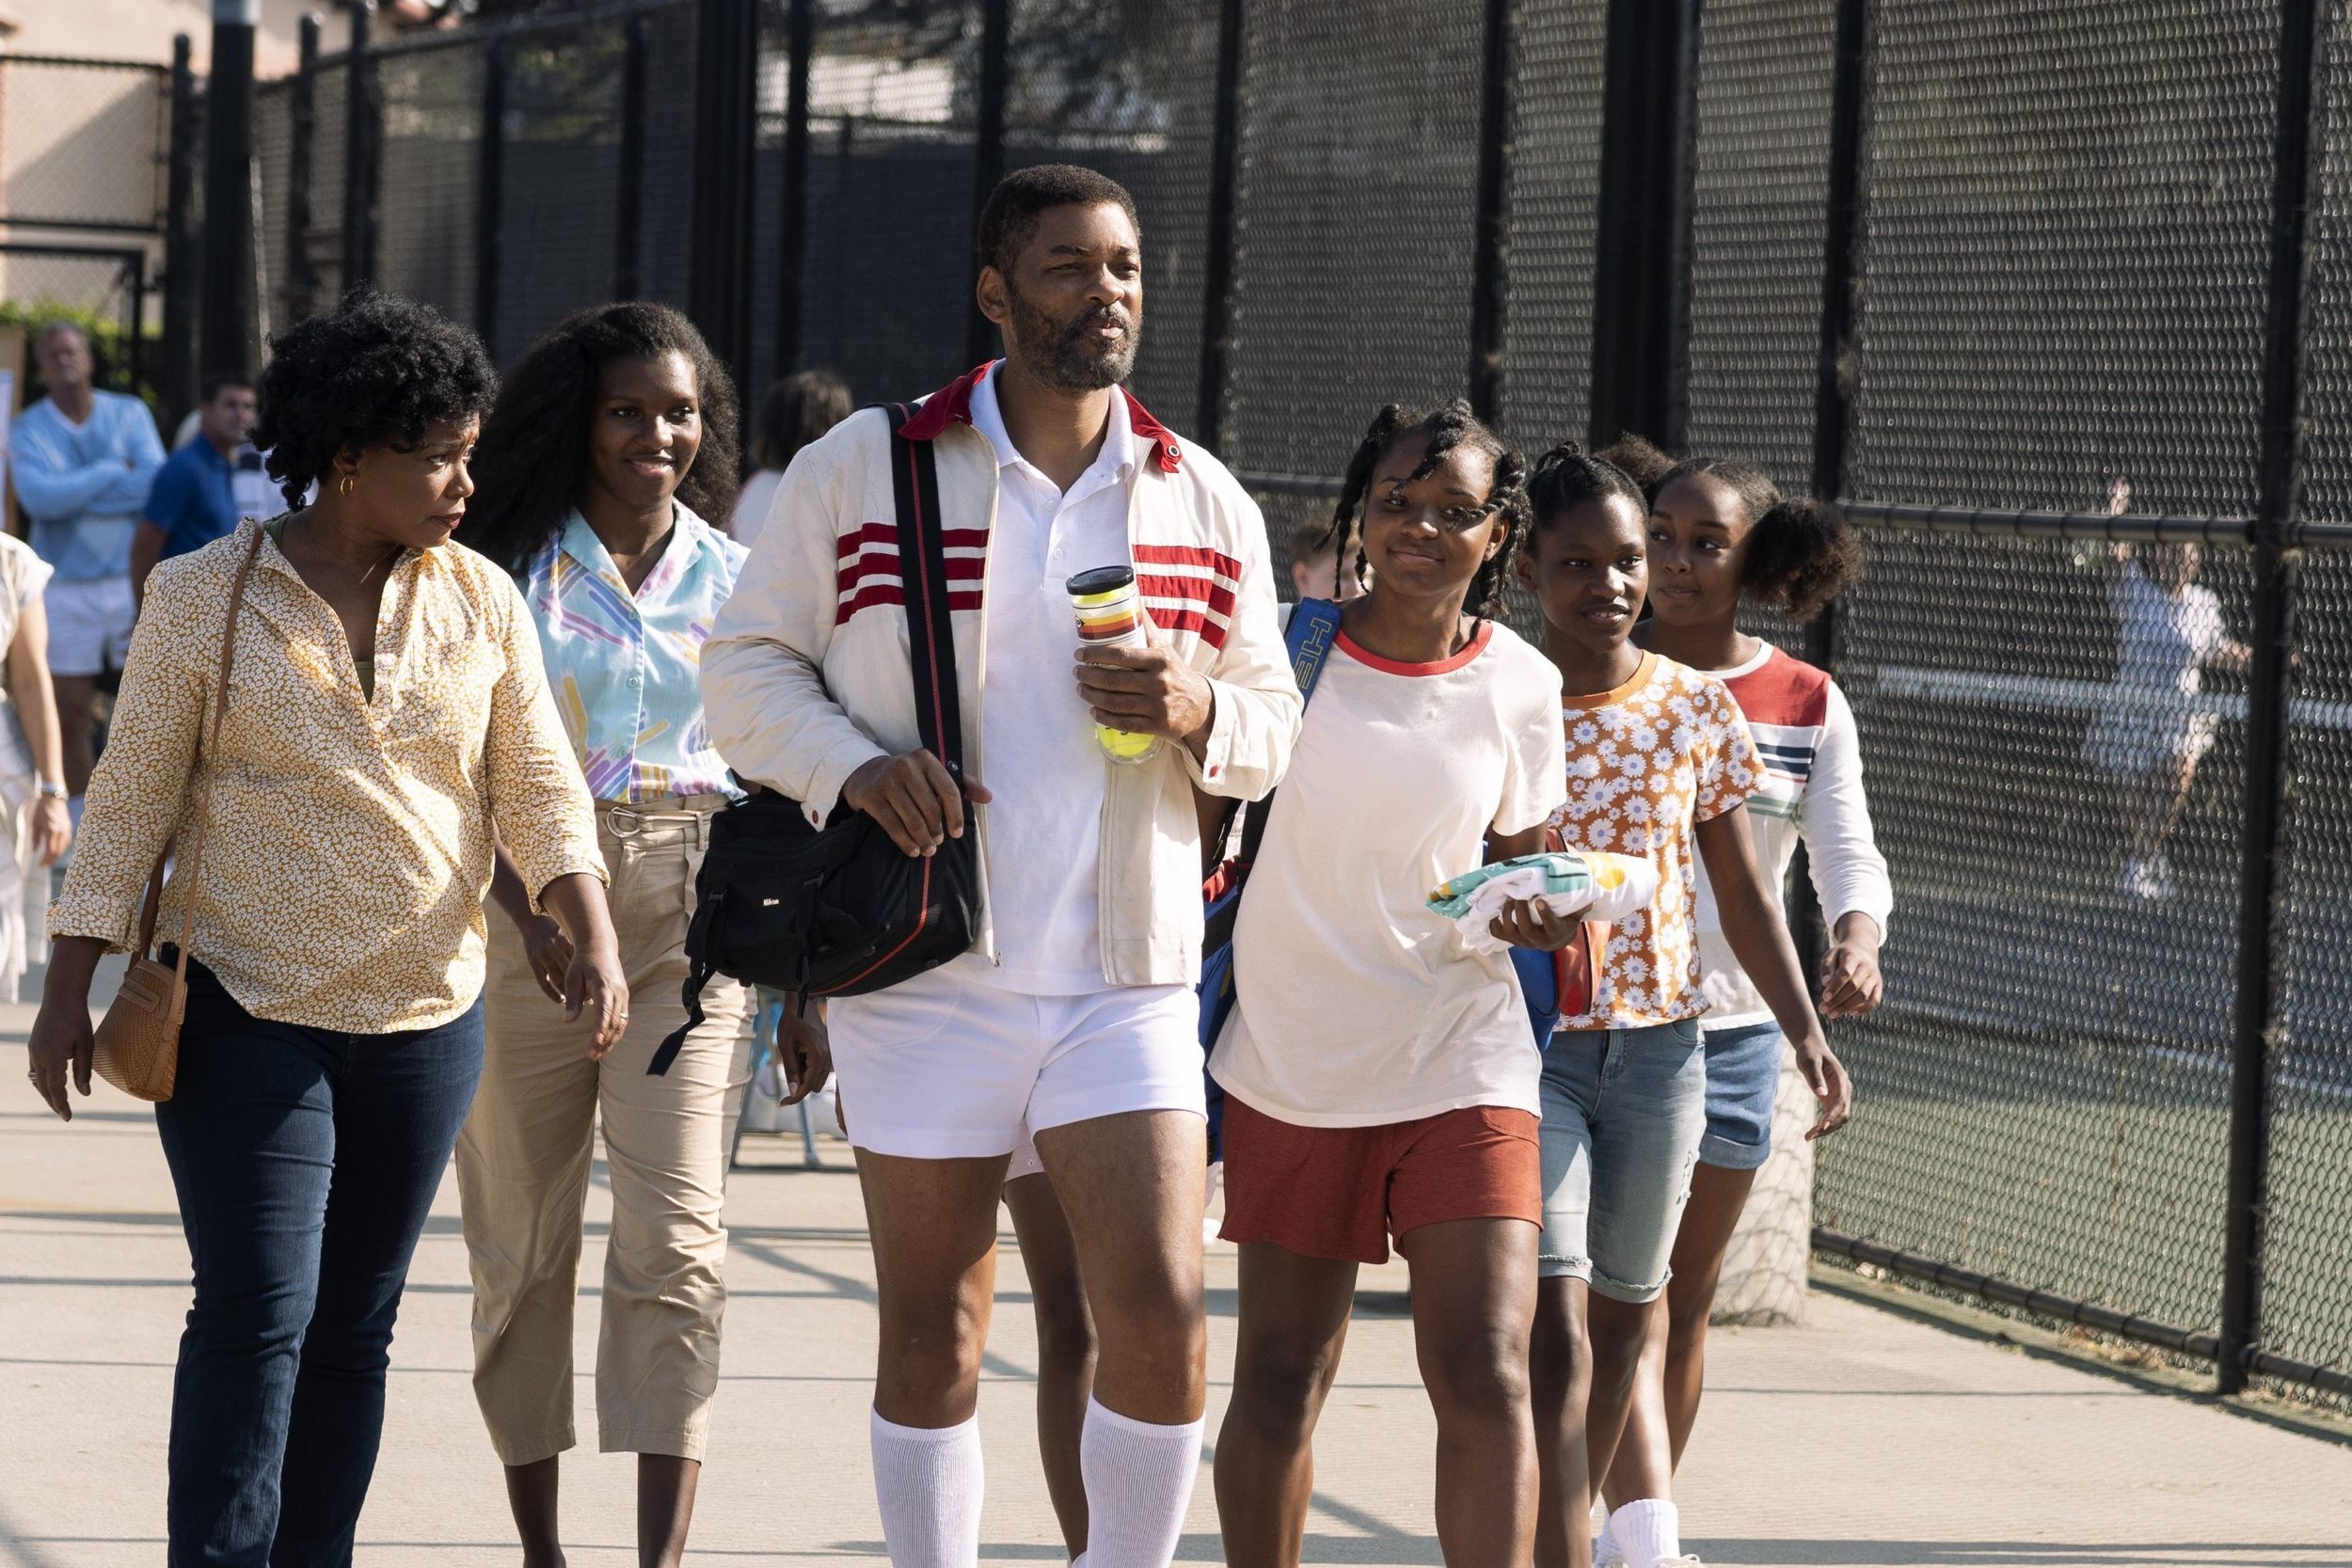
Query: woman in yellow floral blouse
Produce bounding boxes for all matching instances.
[24,291,628,1568]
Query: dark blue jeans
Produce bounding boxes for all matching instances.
[153,958,485,1567]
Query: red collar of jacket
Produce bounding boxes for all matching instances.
[898,360,1184,476]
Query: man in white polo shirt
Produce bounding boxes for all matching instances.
[705,166,1299,1568]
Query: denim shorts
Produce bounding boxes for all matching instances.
[1535,1017,1708,1302]
[1699,1021,1786,1172]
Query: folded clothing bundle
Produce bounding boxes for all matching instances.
[1427,850,1659,955]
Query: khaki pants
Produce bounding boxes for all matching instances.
[455,802,754,1465]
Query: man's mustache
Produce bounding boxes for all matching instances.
[1065,308,1134,342]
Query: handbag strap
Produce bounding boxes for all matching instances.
[131,525,265,973]
[650,406,964,1080]
[883,402,966,779]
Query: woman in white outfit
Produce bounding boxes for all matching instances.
[0,531,72,994]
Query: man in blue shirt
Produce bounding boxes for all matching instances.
[133,372,266,610]
[7,321,166,811]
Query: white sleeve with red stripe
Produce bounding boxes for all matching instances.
[703,423,891,818]
[1163,487,1301,801]
[1800,679,1894,937]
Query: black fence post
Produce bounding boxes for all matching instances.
[342,1,381,291]
[614,14,648,301]
[129,250,150,402]
[474,40,507,356]
[965,0,1012,368]
[1787,0,1875,1005]
[161,34,201,427]
[286,13,321,324]
[200,0,258,378]
[2219,0,2324,1400]
[689,0,759,385]
[1810,0,1873,532]
[1194,0,1248,453]
[1586,0,1699,450]
[773,0,814,378]
[1465,0,1517,430]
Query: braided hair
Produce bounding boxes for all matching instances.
[1654,454,1862,619]
[1523,438,1647,563]
[1594,432,1677,499]
[1324,400,1530,617]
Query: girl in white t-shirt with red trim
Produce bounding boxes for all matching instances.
[1210,401,1573,1568]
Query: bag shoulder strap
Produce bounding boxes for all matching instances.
[883,403,966,779]
[1232,597,1344,866]
[133,525,266,971]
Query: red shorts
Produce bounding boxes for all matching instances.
[1217,1098,1542,1264]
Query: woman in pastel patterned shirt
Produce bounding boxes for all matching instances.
[27,290,626,1567]
[454,301,823,1568]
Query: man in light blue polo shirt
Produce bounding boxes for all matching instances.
[7,321,166,815]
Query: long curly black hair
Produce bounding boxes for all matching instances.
[253,289,499,511]
[1324,401,1530,617]
[1654,454,1863,619]
[457,302,740,571]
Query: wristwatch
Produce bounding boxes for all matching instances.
[34,782,67,800]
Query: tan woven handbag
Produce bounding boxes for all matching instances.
[90,529,263,1102]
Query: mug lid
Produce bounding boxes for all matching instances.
[1065,565,1136,596]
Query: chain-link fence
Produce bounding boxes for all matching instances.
[0,246,151,396]
[0,55,171,407]
[0,55,168,235]
[213,0,2352,1407]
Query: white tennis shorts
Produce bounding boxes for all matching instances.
[46,577,135,678]
[826,958,1204,1161]
[1006,1124,1045,1184]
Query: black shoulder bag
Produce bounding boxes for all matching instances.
[650,403,979,1074]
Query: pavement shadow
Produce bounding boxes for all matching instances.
[832,1536,1447,1564]
[1205,1286,1413,1320]
[1689,1543,2351,1567]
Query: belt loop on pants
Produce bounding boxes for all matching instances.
[596,794,732,843]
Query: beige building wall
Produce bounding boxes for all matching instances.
[1,1,352,76]
[0,4,355,342]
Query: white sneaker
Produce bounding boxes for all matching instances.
[1592,1531,1627,1568]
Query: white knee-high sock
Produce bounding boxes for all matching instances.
[1611,1497,1681,1568]
[1077,1399,1202,1568]
[869,1408,983,1568]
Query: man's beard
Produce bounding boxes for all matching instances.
[1006,282,1138,390]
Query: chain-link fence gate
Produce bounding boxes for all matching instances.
[214,0,2352,1409]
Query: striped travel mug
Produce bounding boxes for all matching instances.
[1067,565,1162,765]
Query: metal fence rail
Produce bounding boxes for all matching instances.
[214,0,2352,1408]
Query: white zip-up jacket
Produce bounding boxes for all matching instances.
[702,363,1302,989]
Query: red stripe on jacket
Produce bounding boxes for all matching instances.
[1137,573,1238,619]
[837,583,986,622]
[836,521,990,558]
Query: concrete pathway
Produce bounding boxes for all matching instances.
[2,974,2346,1567]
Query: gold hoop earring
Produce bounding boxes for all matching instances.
[340,474,354,498]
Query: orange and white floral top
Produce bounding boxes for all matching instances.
[51,518,604,1033]
[1551,653,1759,1030]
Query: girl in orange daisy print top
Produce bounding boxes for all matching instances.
[1513,442,1851,1568]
